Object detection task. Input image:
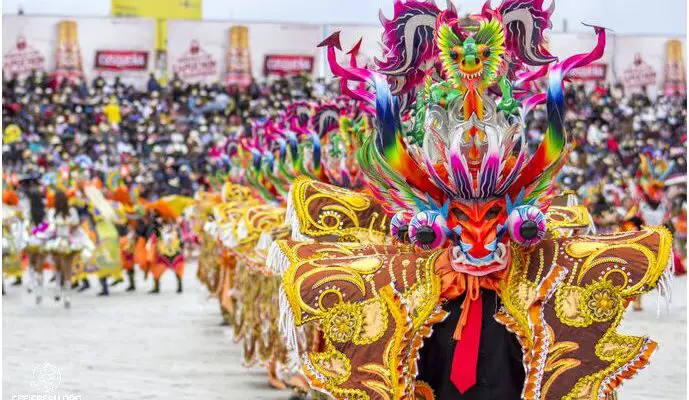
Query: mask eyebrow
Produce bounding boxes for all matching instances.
[475,199,503,220]
[451,199,504,222]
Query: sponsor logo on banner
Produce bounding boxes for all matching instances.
[621,54,657,91]
[3,36,45,76]
[264,54,314,76]
[663,40,686,97]
[95,50,149,71]
[172,40,218,81]
[567,62,607,81]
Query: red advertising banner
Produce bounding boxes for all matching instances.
[263,54,314,76]
[567,62,607,81]
[95,50,149,71]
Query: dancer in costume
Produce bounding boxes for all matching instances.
[268,2,673,399]
[146,200,184,294]
[69,188,93,291]
[44,189,88,308]
[112,184,143,292]
[118,211,139,292]
[180,205,200,257]
[2,187,28,294]
[627,153,680,310]
[135,210,155,281]
[23,179,50,304]
[84,186,123,296]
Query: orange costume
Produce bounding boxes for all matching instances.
[144,200,185,293]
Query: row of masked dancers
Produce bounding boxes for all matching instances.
[2,172,195,307]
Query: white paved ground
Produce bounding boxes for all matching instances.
[2,261,290,400]
[617,275,687,400]
[2,261,686,400]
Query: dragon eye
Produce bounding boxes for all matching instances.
[409,211,448,250]
[507,205,546,246]
[482,48,491,58]
[449,49,459,59]
[390,211,411,242]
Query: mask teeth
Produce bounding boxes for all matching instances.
[497,223,505,235]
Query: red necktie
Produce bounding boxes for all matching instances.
[450,292,483,394]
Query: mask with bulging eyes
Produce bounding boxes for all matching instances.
[391,199,546,276]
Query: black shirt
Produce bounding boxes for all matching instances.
[417,290,525,400]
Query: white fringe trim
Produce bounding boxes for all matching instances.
[236,219,249,240]
[284,184,296,226]
[203,221,217,237]
[567,193,578,207]
[278,285,303,373]
[254,232,273,252]
[656,254,674,316]
[586,209,597,234]
[267,241,290,275]
[219,222,238,249]
[284,185,310,241]
[291,216,310,241]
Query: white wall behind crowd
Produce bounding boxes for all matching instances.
[2,15,686,97]
[166,20,322,85]
[3,16,155,87]
[2,0,686,35]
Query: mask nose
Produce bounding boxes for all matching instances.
[462,55,478,68]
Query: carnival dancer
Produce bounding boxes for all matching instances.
[667,183,687,275]
[44,189,87,308]
[112,185,142,292]
[117,214,138,291]
[146,201,184,294]
[628,153,681,310]
[180,206,200,258]
[83,186,123,296]
[269,2,673,399]
[135,209,155,281]
[23,180,50,304]
[2,187,28,294]
[71,190,93,292]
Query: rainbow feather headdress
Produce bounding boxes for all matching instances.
[317,0,607,271]
[637,153,677,203]
[321,0,607,216]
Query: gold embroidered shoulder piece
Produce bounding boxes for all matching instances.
[235,205,286,245]
[195,193,224,294]
[213,199,263,248]
[550,190,579,207]
[271,240,445,400]
[497,226,673,400]
[222,182,256,203]
[546,205,594,238]
[215,198,288,368]
[232,206,287,273]
[286,177,389,243]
